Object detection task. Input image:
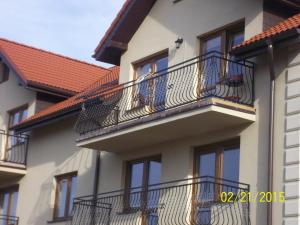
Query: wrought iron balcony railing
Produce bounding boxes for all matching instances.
[75,52,254,135]
[0,215,19,225]
[72,177,250,225]
[0,130,29,165]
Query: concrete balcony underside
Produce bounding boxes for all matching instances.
[0,162,26,182]
[77,97,255,152]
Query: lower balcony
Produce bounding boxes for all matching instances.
[75,52,255,152]
[0,215,19,225]
[0,130,28,181]
[72,177,250,225]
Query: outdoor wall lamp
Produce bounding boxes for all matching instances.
[175,37,183,49]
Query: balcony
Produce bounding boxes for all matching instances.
[0,215,19,225]
[75,52,256,152]
[0,130,28,181]
[71,177,250,225]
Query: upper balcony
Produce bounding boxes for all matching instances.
[0,130,28,181]
[71,177,250,225]
[75,52,256,152]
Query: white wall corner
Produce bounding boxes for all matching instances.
[285,182,300,199]
[284,217,300,225]
[285,164,300,182]
[285,131,300,148]
[284,199,300,216]
[285,148,300,165]
[286,114,300,131]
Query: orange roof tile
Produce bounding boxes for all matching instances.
[234,13,300,51]
[0,38,110,96]
[13,66,120,131]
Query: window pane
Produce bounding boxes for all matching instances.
[21,109,28,122]
[148,160,161,186]
[223,148,240,182]
[68,176,77,216]
[198,152,216,201]
[9,191,18,217]
[147,160,161,210]
[203,36,222,54]
[154,57,168,108]
[129,163,144,207]
[136,63,152,78]
[12,112,20,127]
[0,193,9,215]
[56,179,68,218]
[136,64,151,107]
[199,152,216,177]
[229,31,244,50]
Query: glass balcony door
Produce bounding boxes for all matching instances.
[134,52,168,111]
[127,157,162,225]
[0,187,18,225]
[195,140,240,225]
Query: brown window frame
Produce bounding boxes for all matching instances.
[5,105,29,159]
[53,172,77,221]
[7,105,29,129]
[0,61,9,84]
[131,50,168,110]
[198,21,245,96]
[193,138,240,179]
[124,155,161,216]
[0,185,19,217]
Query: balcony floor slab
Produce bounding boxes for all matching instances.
[77,97,255,152]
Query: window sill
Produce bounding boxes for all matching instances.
[47,217,72,223]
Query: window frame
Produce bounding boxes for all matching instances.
[193,138,240,180]
[125,155,162,191]
[0,61,9,84]
[0,185,19,217]
[53,172,78,221]
[198,21,244,96]
[7,105,29,129]
[131,50,168,110]
[124,155,161,213]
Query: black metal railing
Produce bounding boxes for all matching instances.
[75,52,254,135]
[0,130,29,165]
[72,177,250,225]
[0,215,19,225]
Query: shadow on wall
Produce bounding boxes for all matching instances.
[25,148,95,225]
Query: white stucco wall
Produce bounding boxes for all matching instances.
[0,69,36,158]
[15,117,96,225]
[119,0,264,83]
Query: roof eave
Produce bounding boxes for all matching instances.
[232,28,300,58]
[12,105,81,133]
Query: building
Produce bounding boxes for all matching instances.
[0,38,117,225]
[3,1,300,225]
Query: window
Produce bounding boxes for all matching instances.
[0,62,9,84]
[195,139,240,182]
[194,140,240,225]
[199,23,244,94]
[0,186,18,224]
[133,51,168,110]
[54,172,77,220]
[6,105,28,153]
[125,156,161,225]
[8,106,28,129]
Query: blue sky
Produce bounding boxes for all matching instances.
[0,0,125,67]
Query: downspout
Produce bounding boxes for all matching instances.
[91,151,101,225]
[266,39,275,225]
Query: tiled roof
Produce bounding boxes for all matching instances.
[234,13,300,51]
[13,66,120,131]
[0,38,110,96]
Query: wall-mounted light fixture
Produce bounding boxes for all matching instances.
[175,37,183,49]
